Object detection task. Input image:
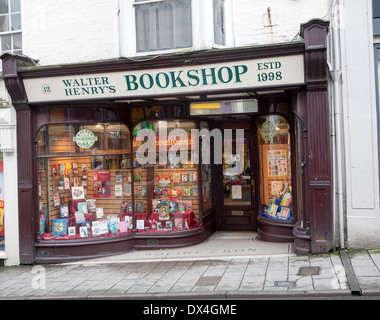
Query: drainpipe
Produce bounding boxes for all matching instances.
[329,0,346,249]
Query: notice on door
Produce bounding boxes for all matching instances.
[231,185,242,199]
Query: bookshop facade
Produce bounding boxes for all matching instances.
[2,19,333,264]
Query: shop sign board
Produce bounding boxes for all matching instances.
[23,54,304,103]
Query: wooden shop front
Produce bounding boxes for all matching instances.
[1,19,332,264]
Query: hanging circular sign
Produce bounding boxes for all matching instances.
[73,129,98,149]
[260,121,277,142]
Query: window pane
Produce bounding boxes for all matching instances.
[37,123,133,241]
[136,5,157,52]
[258,115,293,221]
[0,0,8,14]
[132,120,200,233]
[173,0,192,48]
[12,32,21,50]
[374,0,380,19]
[223,136,251,206]
[136,0,192,52]
[10,12,20,30]
[1,34,10,51]
[190,99,258,116]
[10,0,20,13]
[213,0,226,45]
[157,2,173,50]
[0,15,9,32]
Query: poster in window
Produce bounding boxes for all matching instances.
[93,170,111,198]
[267,150,288,177]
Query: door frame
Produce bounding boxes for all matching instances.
[214,121,259,231]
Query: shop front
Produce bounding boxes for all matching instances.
[1,19,332,264]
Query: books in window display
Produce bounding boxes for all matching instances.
[121,201,133,213]
[107,216,120,234]
[87,199,97,213]
[135,201,144,213]
[92,220,108,236]
[60,205,69,218]
[77,201,88,214]
[52,219,68,236]
[280,193,292,207]
[75,211,86,224]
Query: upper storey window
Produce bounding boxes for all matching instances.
[135,0,192,52]
[120,0,234,56]
[0,0,21,54]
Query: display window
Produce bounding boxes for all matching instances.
[258,115,292,221]
[200,121,213,212]
[131,119,201,233]
[0,152,4,250]
[37,123,133,240]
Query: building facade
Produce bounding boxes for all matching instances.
[1,0,379,265]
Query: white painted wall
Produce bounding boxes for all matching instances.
[23,0,118,65]
[0,79,19,266]
[21,0,330,65]
[234,0,329,46]
[337,0,380,249]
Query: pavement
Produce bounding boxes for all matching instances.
[1,231,380,302]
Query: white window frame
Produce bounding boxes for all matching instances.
[118,0,235,57]
[0,0,22,55]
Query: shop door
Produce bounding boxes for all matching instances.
[217,131,257,231]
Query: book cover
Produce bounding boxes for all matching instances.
[72,186,85,200]
[98,220,109,235]
[136,219,145,230]
[52,164,58,176]
[68,226,76,236]
[52,219,68,236]
[86,199,97,213]
[96,207,104,219]
[134,170,141,182]
[159,205,170,220]
[79,226,88,238]
[59,205,69,218]
[53,193,61,206]
[279,207,291,220]
[165,221,173,231]
[64,177,70,189]
[109,218,120,233]
[115,171,123,183]
[59,164,66,176]
[91,224,101,237]
[115,185,122,197]
[171,171,181,184]
[75,211,85,224]
[280,193,292,207]
[168,200,177,213]
[123,184,131,196]
[135,200,144,213]
[189,171,198,182]
[174,218,183,231]
[77,201,88,214]
[119,220,128,233]
[125,215,133,229]
[40,219,46,235]
[58,178,64,190]
[269,204,279,217]
[158,175,171,186]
